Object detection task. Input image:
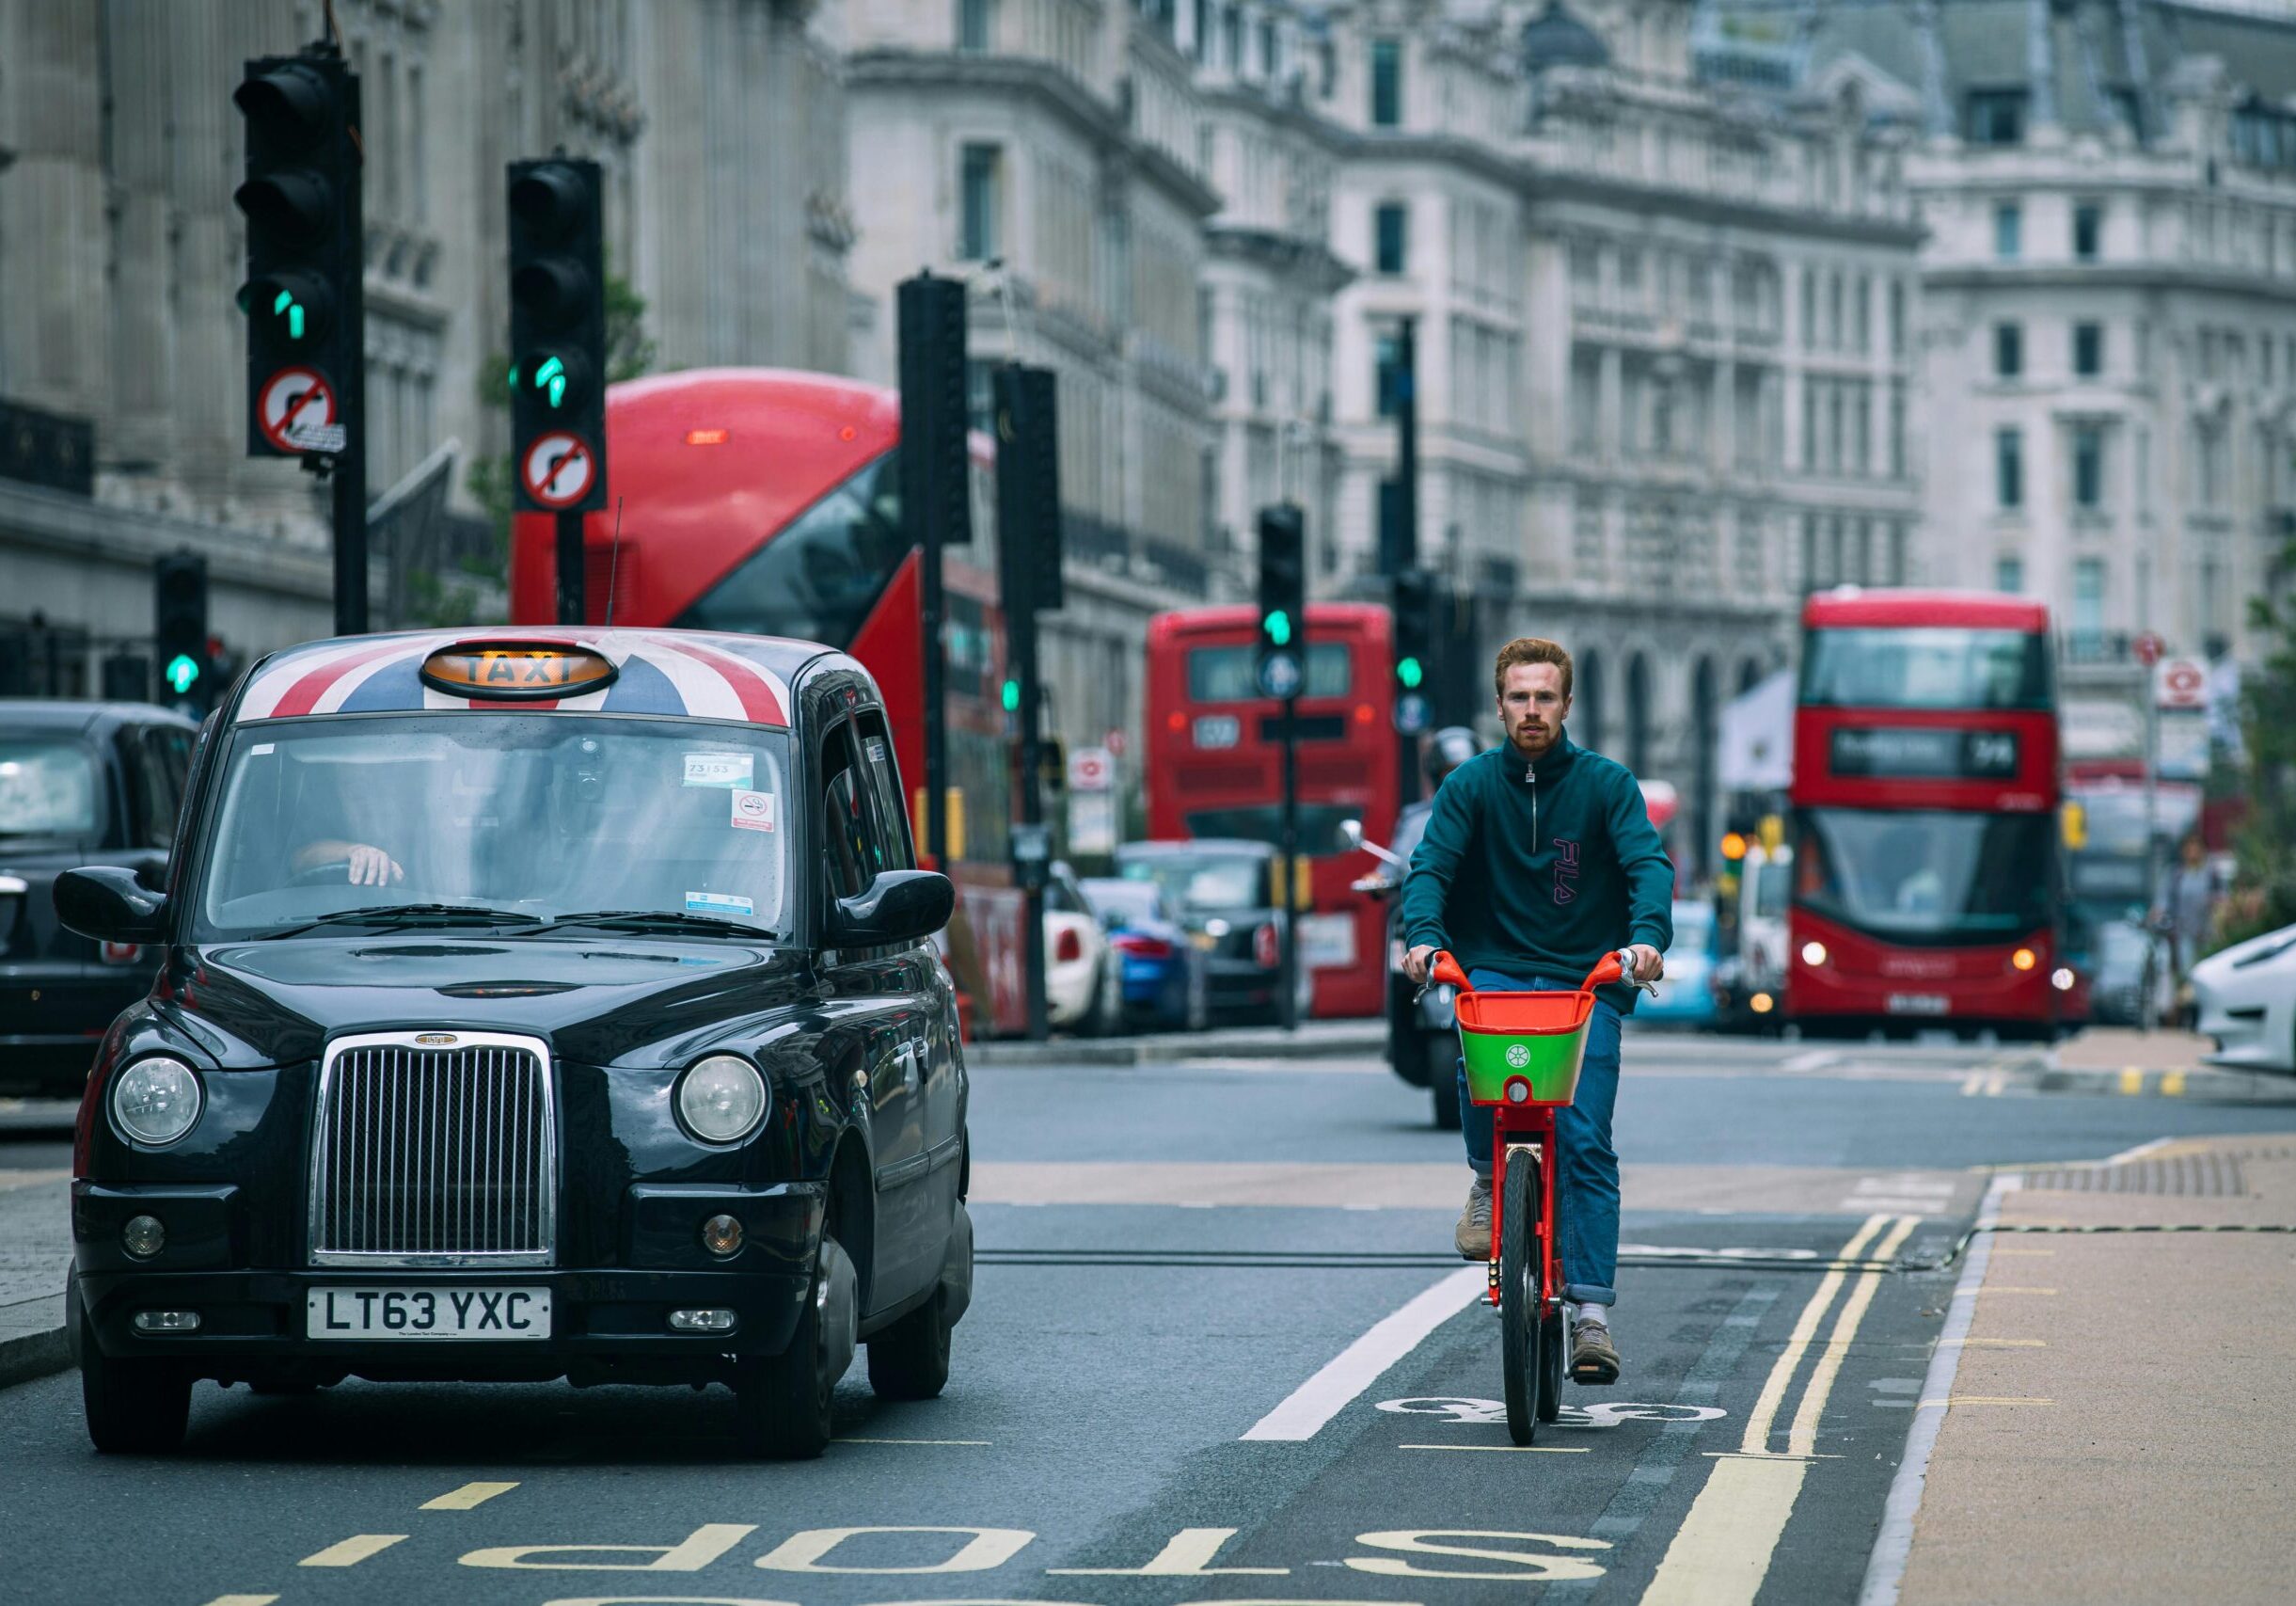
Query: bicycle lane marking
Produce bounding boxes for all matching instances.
[1240,1266,1486,1441]
[1637,1214,1916,1606]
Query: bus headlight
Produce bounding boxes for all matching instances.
[1799,942,1828,967]
[2051,966,2077,993]
[2011,947,2038,972]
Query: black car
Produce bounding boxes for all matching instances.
[1,700,198,1097]
[56,628,973,1459]
[1111,838,1311,1025]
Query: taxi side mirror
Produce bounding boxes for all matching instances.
[828,869,955,948]
[55,866,169,946]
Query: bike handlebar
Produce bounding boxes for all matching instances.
[1420,946,1655,999]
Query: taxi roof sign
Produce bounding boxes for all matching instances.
[419,643,618,699]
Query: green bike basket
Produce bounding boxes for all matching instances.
[1455,987,1596,1106]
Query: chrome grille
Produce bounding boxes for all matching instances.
[309,1033,557,1266]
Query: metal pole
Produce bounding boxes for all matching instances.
[1280,688,1301,1032]
[924,510,947,870]
[1020,620,1048,1042]
[333,71,367,637]
[2144,671,2161,1002]
[1394,318,1419,812]
[554,510,584,625]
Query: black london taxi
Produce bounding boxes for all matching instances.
[55,628,972,1459]
[1,699,198,1097]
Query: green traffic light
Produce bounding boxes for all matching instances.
[1001,678,1021,712]
[1398,656,1423,689]
[535,356,568,408]
[1263,610,1292,647]
[165,654,201,695]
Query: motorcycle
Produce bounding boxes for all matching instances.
[1340,819,1464,1131]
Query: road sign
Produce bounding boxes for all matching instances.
[1068,745,1113,792]
[2132,631,2164,668]
[1258,651,1302,700]
[2154,656,2208,709]
[257,366,341,453]
[522,431,597,510]
[1395,692,1429,735]
[1069,789,1116,856]
[1103,728,1128,757]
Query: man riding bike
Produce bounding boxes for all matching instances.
[1401,638,1672,1385]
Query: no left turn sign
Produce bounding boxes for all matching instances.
[257,366,342,454]
[522,431,596,510]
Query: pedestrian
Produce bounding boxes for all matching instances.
[2161,834,2220,1026]
[1400,637,1674,1385]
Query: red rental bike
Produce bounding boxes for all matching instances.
[1426,947,1646,1446]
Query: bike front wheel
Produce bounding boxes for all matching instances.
[1499,1153,1546,1445]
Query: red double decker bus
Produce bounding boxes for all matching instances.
[1142,604,1397,1018]
[1786,589,2071,1037]
[507,368,1029,1036]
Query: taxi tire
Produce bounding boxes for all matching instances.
[79,1305,191,1455]
[1430,1069,1463,1132]
[865,1285,952,1401]
[734,1234,854,1460]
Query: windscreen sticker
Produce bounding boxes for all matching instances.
[683,752,753,789]
[686,890,755,917]
[250,742,276,755]
[864,738,888,764]
[730,789,777,833]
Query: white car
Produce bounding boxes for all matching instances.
[2193,920,2296,1073]
[1044,863,1119,1035]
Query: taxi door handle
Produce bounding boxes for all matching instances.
[896,1042,923,1092]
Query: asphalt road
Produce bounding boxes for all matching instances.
[6,1032,2296,1606]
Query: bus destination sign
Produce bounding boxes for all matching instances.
[1829,726,2019,781]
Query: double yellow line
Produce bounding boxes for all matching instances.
[1640,1213,1920,1606]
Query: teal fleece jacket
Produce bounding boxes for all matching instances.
[1400,733,1675,1014]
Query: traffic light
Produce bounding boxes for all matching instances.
[507,158,608,512]
[1256,504,1307,699]
[1392,567,1433,692]
[234,50,360,458]
[896,275,974,549]
[994,365,1063,612]
[154,553,210,712]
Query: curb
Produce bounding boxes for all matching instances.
[2035,1060,2296,1103]
[969,1029,1385,1068]
[0,1322,71,1392]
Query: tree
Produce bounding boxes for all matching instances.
[2223,542,2296,946]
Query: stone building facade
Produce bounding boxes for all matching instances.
[0,0,849,689]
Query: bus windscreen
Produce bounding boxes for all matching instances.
[1798,627,2051,711]
[1794,807,2052,943]
[673,452,905,647]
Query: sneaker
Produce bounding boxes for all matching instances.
[1453,1176,1493,1260]
[1571,1316,1621,1385]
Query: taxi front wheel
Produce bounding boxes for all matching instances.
[734,1234,858,1460]
[866,1284,952,1401]
[78,1295,190,1454]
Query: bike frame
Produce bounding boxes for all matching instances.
[1489,1115,1559,1313]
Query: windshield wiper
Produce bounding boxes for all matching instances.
[260,904,548,938]
[537,909,774,939]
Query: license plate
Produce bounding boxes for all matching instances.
[1885,993,1950,1016]
[1192,715,1241,749]
[1301,913,1356,970]
[1191,930,1218,951]
[307,1286,551,1340]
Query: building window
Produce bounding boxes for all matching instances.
[1370,37,1402,127]
[2073,201,2102,261]
[1191,0,1209,60]
[2073,558,2105,647]
[2073,321,2103,377]
[1997,554,2024,594]
[1889,279,1907,357]
[958,143,1002,261]
[1800,267,1814,345]
[1996,426,2023,509]
[1995,201,2021,261]
[1374,202,1407,274]
[958,0,993,51]
[1967,88,2028,145]
[1223,6,1243,71]
[1258,17,1275,75]
[2073,424,2104,509]
[1890,383,1907,479]
[1994,322,2022,379]
[1854,276,1871,353]
[1375,329,1404,418]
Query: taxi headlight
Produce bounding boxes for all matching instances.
[110,1057,202,1147]
[677,1055,767,1145]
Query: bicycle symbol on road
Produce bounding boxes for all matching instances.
[1379,1396,1729,1429]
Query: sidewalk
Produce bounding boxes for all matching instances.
[967,1016,1383,1067]
[2041,1026,2296,1103]
[1878,1136,2296,1604]
[0,1167,72,1388]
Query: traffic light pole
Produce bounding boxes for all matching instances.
[1017,610,1048,1042]
[555,511,585,625]
[1394,318,1419,810]
[1279,688,1301,1034]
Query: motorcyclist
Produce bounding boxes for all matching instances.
[1401,637,1672,1386]
[1393,726,1481,868]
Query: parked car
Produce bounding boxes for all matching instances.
[1112,839,1312,1026]
[2193,919,2296,1073]
[1080,876,1210,1033]
[1043,862,1117,1035]
[1635,899,1719,1029]
[1,700,199,1097]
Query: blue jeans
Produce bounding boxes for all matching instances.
[1459,968,1623,1309]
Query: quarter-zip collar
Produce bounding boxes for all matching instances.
[1511,728,1580,786]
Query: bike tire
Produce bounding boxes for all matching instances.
[1538,1310,1565,1422]
[1499,1153,1543,1445]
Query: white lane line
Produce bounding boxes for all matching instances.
[1782,1050,1841,1073]
[202,1598,281,1606]
[1240,1266,1484,1441]
[2104,1134,2175,1167]
[422,1481,518,1510]
[298,1534,407,1567]
[1857,1171,2021,1606]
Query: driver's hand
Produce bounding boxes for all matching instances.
[1404,945,1437,985]
[347,844,404,886]
[1624,943,1664,984]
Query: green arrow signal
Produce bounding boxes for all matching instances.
[165,654,201,695]
[1262,610,1292,647]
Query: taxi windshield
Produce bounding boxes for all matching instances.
[194,715,792,940]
